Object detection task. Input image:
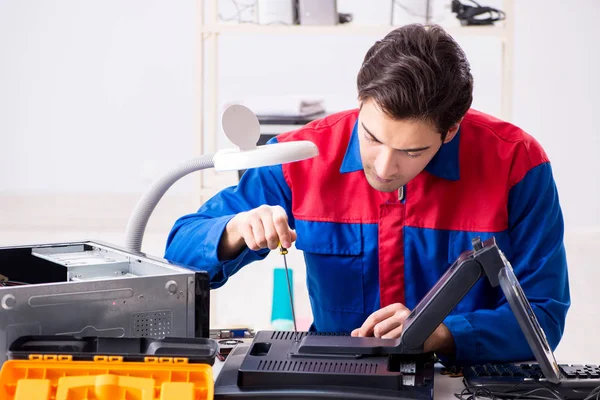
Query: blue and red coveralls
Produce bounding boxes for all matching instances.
[165,109,570,365]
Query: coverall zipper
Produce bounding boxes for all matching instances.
[379,184,407,307]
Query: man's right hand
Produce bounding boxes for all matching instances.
[218,205,296,261]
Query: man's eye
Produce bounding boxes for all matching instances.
[406,152,422,158]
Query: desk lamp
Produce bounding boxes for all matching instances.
[124,104,319,253]
[0,104,317,366]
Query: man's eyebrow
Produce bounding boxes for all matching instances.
[361,122,431,152]
[361,122,381,142]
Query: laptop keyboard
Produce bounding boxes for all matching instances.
[468,363,600,380]
[560,365,600,379]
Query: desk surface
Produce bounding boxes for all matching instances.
[212,359,466,399]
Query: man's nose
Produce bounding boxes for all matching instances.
[373,149,397,178]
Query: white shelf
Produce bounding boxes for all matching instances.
[198,0,515,330]
[198,0,515,182]
[202,23,508,38]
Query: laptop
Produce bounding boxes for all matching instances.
[462,263,599,399]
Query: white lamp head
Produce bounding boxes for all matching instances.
[221,104,261,151]
[214,104,319,172]
[124,104,319,253]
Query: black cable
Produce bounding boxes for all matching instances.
[462,0,483,7]
[513,387,565,400]
[0,280,29,286]
[451,0,506,26]
[456,383,571,400]
[583,385,600,400]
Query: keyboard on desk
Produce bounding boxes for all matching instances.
[463,363,600,399]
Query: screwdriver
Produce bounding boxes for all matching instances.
[279,242,298,340]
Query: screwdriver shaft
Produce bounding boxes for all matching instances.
[280,245,298,340]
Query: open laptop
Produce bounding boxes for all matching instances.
[462,263,599,399]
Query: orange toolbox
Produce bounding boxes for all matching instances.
[0,335,218,400]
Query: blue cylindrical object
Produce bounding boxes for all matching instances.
[271,267,295,330]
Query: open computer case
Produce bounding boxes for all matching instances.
[0,240,210,365]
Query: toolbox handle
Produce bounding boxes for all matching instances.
[8,335,218,365]
[146,340,216,356]
[56,374,155,400]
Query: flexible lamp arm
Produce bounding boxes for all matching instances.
[124,154,215,253]
[123,104,319,254]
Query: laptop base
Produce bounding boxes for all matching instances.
[214,331,435,400]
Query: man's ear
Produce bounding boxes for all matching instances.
[443,119,463,144]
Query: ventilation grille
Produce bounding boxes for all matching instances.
[131,310,171,338]
[270,331,350,341]
[256,359,378,374]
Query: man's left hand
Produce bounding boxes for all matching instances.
[350,303,455,356]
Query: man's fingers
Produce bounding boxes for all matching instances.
[373,317,402,338]
[259,213,280,250]
[358,304,400,336]
[373,308,410,338]
[237,205,296,252]
[249,216,268,249]
[239,223,258,251]
[381,324,404,339]
[272,206,293,248]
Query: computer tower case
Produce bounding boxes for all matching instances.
[0,240,209,364]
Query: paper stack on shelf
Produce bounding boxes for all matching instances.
[225,96,326,118]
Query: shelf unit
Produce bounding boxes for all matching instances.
[196,0,515,199]
[196,1,514,330]
[201,22,508,36]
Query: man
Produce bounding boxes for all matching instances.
[165,24,570,365]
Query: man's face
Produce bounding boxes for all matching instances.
[357,99,458,193]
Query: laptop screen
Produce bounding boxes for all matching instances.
[497,253,562,384]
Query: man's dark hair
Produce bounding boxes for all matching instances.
[357,24,473,140]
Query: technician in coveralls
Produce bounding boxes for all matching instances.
[164,24,570,365]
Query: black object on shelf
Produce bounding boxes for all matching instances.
[450,0,506,26]
[256,112,327,126]
[237,112,327,181]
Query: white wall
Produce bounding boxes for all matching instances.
[1,0,599,363]
[510,0,600,363]
[0,0,199,196]
[512,0,600,231]
[0,0,203,246]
